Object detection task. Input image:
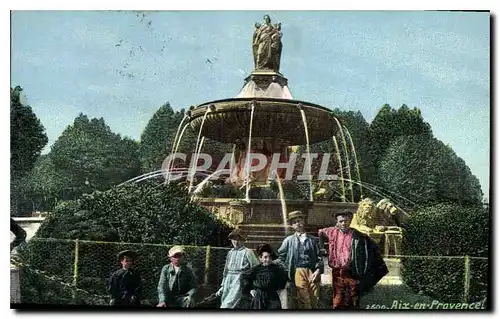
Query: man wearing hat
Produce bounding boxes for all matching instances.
[318,209,388,309]
[157,245,198,308]
[215,228,259,308]
[276,210,324,309]
[108,250,142,307]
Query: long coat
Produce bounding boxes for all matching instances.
[219,246,259,308]
[241,264,288,309]
[349,229,388,295]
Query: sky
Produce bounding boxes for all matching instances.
[10,10,490,197]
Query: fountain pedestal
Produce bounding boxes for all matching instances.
[196,197,358,249]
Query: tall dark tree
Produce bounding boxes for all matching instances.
[17,155,69,212]
[369,104,432,175]
[139,103,232,178]
[139,103,197,173]
[378,134,483,207]
[50,114,141,199]
[10,86,48,216]
[10,86,48,178]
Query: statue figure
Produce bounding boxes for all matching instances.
[252,15,283,72]
[350,198,407,256]
[350,198,404,234]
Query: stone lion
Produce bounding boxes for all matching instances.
[350,198,406,235]
[350,197,408,256]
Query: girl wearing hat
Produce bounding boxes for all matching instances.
[241,244,287,309]
[215,228,259,308]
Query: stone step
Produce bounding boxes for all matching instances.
[246,232,286,241]
[245,240,283,250]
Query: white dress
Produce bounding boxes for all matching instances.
[220,246,259,308]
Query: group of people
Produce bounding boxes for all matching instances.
[108,209,388,309]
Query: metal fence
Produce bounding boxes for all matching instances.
[11,238,488,309]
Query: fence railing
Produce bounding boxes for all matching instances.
[12,238,488,308]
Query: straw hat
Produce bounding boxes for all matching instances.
[168,245,185,257]
[228,228,246,241]
[288,210,306,223]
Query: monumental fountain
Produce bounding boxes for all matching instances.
[163,15,406,253]
[164,15,355,248]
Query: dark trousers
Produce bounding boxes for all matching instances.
[331,268,360,310]
[110,296,140,307]
[10,218,27,251]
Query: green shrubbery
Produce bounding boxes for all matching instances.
[17,182,232,304]
[401,203,489,302]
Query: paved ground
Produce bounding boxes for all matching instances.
[361,283,434,309]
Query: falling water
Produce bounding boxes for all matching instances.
[118,169,171,187]
[338,178,410,216]
[332,116,354,202]
[197,136,206,154]
[190,169,228,197]
[244,102,256,203]
[166,122,191,183]
[165,114,188,181]
[188,107,211,193]
[299,107,314,202]
[343,179,419,209]
[332,136,346,202]
[135,169,191,183]
[170,115,189,162]
[273,170,289,236]
[344,127,363,198]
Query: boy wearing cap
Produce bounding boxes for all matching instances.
[108,250,142,307]
[157,245,198,308]
[318,210,388,309]
[215,228,259,308]
[276,210,323,309]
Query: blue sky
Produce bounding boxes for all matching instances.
[10,10,490,197]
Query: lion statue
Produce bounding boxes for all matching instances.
[350,197,408,256]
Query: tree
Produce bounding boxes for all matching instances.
[369,104,432,174]
[140,103,193,173]
[378,134,483,207]
[17,155,69,212]
[49,114,141,199]
[10,86,48,215]
[139,103,232,178]
[10,86,48,178]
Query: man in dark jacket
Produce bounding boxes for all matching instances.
[319,210,388,309]
[108,250,142,307]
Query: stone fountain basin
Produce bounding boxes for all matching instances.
[194,197,358,231]
[189,98,339,145]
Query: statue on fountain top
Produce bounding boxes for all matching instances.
[253,15,283,72]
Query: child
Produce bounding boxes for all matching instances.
[216,229,259,308]
[157,245,198,308]
[241,244,287,309]
[108,250,142,307]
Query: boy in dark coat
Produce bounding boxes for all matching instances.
[108,250,142,307]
